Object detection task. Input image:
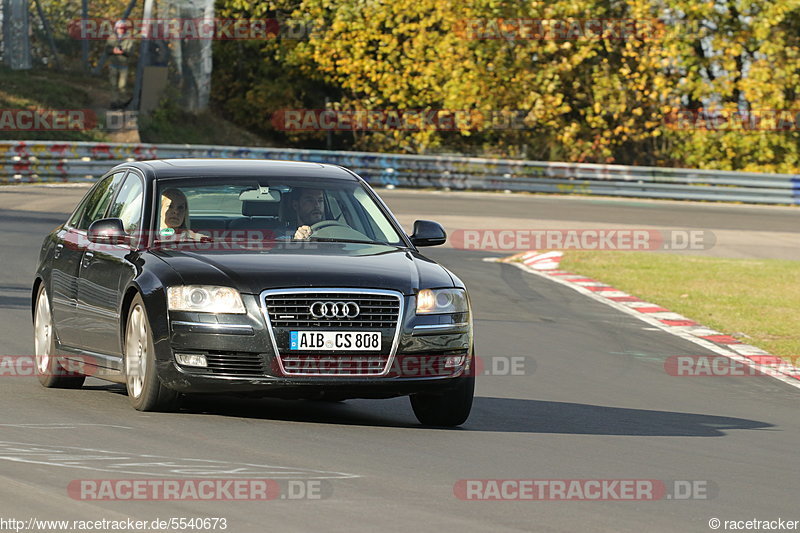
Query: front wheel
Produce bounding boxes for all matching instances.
[34,285,85,389]
[410,375,474,427]
[124,294,178,412]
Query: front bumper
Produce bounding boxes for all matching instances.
[153,292,473,398]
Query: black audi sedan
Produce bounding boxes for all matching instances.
[32,159,474,426]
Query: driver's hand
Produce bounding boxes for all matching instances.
[184,230,210,242]
[294,225,312,240]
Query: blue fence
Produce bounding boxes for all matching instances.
[2,140,799,204]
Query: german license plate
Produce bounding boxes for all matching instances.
[289,331,382,351]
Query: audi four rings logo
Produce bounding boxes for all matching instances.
[310,301,360,318]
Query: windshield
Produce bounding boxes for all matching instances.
[154,177,406,247]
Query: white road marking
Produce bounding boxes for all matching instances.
[0,423,133,430]
[500,260,800,391]
[729,344,771,356]
[643,312,690,321]
[597,291,629,297]
[0,441,360,479]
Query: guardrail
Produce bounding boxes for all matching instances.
[2,140,799,204]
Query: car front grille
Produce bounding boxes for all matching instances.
[264,292,400,329]
[261,289,404,377]
[203,351,266,377]
[280,354,387,376]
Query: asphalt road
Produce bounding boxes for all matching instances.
[0,186,798,532]
[380,189,800,260]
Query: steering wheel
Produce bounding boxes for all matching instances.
[310,220,350,232]
[307,220,372,241]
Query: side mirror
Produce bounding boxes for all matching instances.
[88,218,130,245]
[409,220,446,247]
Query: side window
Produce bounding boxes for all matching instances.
[352,186,401,243]
[108,173,144,233]
[67,187,96,228]
[76,171,126,231]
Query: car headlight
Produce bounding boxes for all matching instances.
[416,288,468,314]
[167,286,246,314]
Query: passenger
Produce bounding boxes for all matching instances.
[160,188,207,242]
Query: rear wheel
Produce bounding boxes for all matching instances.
[124,294,178,412]
[410,375,474,427]
[34,285,85,389]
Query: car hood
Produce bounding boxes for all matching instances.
[149,242,454,295]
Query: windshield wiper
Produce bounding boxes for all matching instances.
[308,237,392,246]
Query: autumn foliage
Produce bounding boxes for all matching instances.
[209,0,800,171]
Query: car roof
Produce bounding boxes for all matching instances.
[120,159,360,181]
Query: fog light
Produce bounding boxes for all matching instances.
[444,355,465,368]
[175,353,208,368]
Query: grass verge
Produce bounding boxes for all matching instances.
[559,251,800,359]
[138,95,268,146]
[0,66,270,146]
[0,65,105,141]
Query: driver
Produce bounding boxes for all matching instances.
[292,187,326,240]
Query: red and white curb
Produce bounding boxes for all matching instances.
[484,254,800,390]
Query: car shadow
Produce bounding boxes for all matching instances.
[82,383,128,395]
[174,394,772,436]
[0,294,32,309]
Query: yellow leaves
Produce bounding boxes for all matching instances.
[331,20,349,32]
[208,0,800,169]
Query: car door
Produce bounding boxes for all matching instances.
[50,173,123,349]
[64,171,126,352]
[76,170,145,361]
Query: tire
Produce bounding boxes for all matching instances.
[34,285,85,389]
[410,375,474,427]
[124,294,178,412]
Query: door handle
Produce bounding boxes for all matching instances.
[54,243,64,259]
[82,251,94,267]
